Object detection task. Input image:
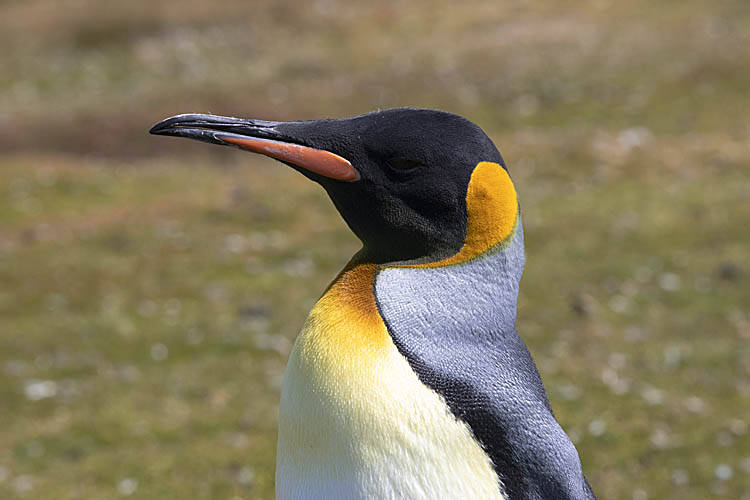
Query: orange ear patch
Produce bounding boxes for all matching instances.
[411,161,518,268]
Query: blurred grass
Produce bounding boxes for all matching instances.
[1,1,749,499]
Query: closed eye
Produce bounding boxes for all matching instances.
[387,157,421,171]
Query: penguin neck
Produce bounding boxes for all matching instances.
[375,218,524,336]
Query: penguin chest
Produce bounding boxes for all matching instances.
[275,265,503,500]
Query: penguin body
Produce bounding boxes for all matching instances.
[150,108,598,500]
[276,263,502,500]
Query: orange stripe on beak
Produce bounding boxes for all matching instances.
[220,135,360,182]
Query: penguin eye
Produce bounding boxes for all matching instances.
[387,157,421,171]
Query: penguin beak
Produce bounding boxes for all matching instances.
[149,114,360,182]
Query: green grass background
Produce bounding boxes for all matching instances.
[1,1,748,498]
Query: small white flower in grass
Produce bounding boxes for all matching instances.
[609,294,629,313]
[13,475,33,493]
[164,298,182,317]
[649,428,670,449]
[640,386,664,405]
[588,419,606,437]
[601,369,629,395]
[617,126,652,152]
[631,487,648,500]
[224,433,249,449]
[684,396,705,413]
[150,343,168,361]
[237,466,254,486]
[225,234,248,254]
[24,380,57,401]
[659,273,681,291]
[663,345,685,367]
[729,418,747,435]
[715,464,732,480]
[558,384,581,401]
[117,478,138,496]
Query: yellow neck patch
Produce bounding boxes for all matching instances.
[300,264,392,365]
[411,161,518,268]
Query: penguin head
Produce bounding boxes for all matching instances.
[150,108,517,264]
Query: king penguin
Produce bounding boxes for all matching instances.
[150,108,598,500]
